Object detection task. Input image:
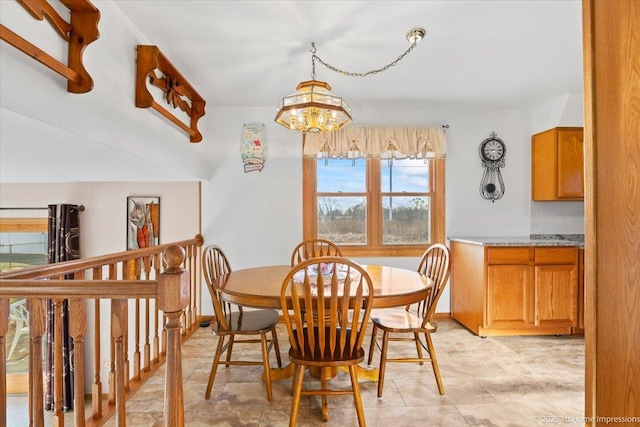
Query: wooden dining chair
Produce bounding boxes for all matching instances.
[281,257,374,426]
[367,243,451,398]
[202,245,282,401]
[291,239,344,324]
[290,239,343,266]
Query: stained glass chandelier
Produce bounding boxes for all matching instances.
[275,28,426,134]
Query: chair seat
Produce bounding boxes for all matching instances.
[371,309,433,333]
[289,327,365,365]
[212,309,279,335]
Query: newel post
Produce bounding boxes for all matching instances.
[157,245,190,427]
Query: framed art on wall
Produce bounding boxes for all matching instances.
[127,196,160,250]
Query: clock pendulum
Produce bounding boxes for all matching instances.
[479,132,506,202]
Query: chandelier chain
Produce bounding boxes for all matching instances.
[311,43,317,80]
[311,41,419,78]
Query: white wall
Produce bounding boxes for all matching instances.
[1,105,544,317]
[0,1,582,328]
[529,93,585,233]
[0,182,200,391]
[201,105,534,314]
[0,183,200,256]
[0,108,199,183]
[0,1,210,181]
[530,201,585,234]
[531,93,584,134]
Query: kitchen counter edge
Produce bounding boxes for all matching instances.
[448,236,584,248]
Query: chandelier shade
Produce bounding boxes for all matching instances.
[274,80,352,133]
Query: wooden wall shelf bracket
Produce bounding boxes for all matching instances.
[135,45,206,143]
[0,0,100,93]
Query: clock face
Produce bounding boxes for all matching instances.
[480,138,505,162]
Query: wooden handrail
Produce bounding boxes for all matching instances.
[0,235,204,427]
[0,281,159,298]
[0,234,203,280]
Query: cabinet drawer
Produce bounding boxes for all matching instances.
[534,247,577,264]
[487,247,531,264]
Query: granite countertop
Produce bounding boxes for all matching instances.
[448,234,584,248]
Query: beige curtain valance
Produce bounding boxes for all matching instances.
[303,126,447,159]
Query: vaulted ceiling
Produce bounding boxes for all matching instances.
[113,0,583,111]
[0,1,584,183]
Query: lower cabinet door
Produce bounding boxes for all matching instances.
[535,265,578,327]
[486,264,531,327]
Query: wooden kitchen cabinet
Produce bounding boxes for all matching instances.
[485,247,532,329]
[451,241,579,336]
[531,127,584,201]
[535,264,577,327]
[486,264,531,328]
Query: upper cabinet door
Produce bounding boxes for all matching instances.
[557,129,584,198]
[531,127,584,201]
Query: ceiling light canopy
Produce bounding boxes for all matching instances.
[275,28,426,134]
[406,28,426,43]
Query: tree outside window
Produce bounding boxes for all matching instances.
[303,157,445,257]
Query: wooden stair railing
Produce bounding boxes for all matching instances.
[0,234,204,427]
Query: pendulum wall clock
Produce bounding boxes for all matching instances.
[479,132,506,202]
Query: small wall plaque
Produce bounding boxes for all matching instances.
[240,123,267,172]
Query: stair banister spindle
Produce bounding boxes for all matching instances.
[28,298,46,426]
[69,298,87,426]
[111,298,128,426]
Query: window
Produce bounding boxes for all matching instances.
[0,218,48,272]
[0,217,48,393]
[303,157,445,256]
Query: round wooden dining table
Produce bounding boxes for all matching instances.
[213,264,432,382]
[215,264,432,309]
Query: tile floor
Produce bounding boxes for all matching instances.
[8,318,586,426]
[114,318,585,426]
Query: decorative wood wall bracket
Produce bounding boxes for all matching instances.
[135,45,206,143]
[0,0,100,93]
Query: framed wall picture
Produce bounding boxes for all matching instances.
[127,196,160,250]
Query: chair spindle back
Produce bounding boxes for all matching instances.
[290,239,343,266]
[202,245,235,330]
[415,243,451,328]
[281,257,373,359]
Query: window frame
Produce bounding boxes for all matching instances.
[303,157,445,257]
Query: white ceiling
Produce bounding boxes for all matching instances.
[113,0,584,111]
[0,0,584,184]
